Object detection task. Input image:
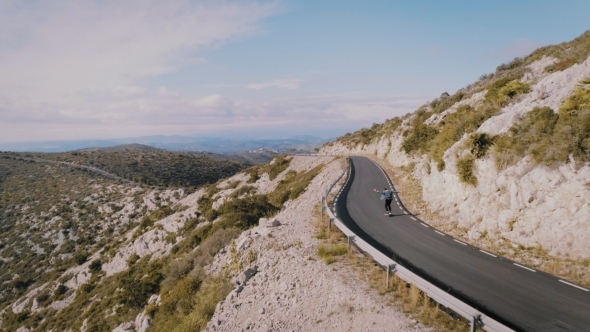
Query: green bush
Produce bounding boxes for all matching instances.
[456,156,477,186]
[493,89,590,169]
[116,259,164,309]
[484,78,530,107]
[56,284,68,295]
[539,30,590,73]
[561,85,590,116]
[401,123,439,154]
[218,195,277,229]
[171,276,232,332]
[89,259,102,273]
[229,185,256,199]
[265,155,291,180]
[74,252,88,265]
[128,254,140,265]
[430,91,464,114]
[245,166,260,183]
[267,165,323,208]
[317,243,348,264]
[429,105,480,168]
[467,133,495,159]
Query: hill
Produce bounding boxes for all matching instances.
[3,153,410,332]
[8,147,250,189]
[322,30,590,283]
[0,135,331,154]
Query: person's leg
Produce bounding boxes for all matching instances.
[385,199,392,213]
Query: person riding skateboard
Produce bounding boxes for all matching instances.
[374,187,397,215]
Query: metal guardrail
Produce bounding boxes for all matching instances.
[322,157,514,332]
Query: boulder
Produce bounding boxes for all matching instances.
[236,266,258,285]
[258,218,281,227]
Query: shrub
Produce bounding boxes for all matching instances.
[561,86,590,116]
[466,133,495,159]
[89,259,102,273]
[150,206,174,220]
[493,92,590,169]
[401,123,439,154]
[229,185,256,199]
[427,105,497,170]
[74,252,88,265]
[116,260,164,309]
[429,91,464,114]
[484,78,530,107]
[456,156,477,186]
[317,243,348,264]
[217,195,277,229]
[36,292,50,305]
[128,254,140,265]
[267,164,323,208]
[79,283,95,294]
[172,276,232,332]
[245,166,260,183]
[496,57,524,72]
[224,180,240,189]
[531,30,590,73]
[269,156,291,179]
[55,284,68,295]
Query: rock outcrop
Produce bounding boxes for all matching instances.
[322,54,590,260]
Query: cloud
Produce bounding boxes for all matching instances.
[0,90,429,140]
[491,39,541,60]
[246,79,301,90]
[192,94,229,108]
[157,87,179,98]
[0,0,280,135]
[0,1,430,142]
[113,86,147,97]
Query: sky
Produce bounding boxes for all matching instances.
[0,0,589,142]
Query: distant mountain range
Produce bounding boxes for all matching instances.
[0,135,332,154]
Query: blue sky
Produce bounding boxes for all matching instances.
[0,0,589,142]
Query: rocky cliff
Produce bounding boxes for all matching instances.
[322,31,590,263]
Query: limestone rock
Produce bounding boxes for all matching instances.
[259,218,281,227]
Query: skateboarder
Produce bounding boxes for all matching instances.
[374,187,397,215]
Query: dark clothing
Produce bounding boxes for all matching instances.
[385,199,392,213]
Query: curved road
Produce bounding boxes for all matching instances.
[334,156,590,332]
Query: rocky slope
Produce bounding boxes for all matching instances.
[202,157,426,332]
[2,154,430,332]
[322,32,590,265]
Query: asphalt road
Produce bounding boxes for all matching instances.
[334,156,590,332]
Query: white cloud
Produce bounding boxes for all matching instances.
[113,86,147,97]
[0,1,430,142]
[0,0,280,139]
[246,79,301,90]
[157,87,179,98]
[192,94,224,108]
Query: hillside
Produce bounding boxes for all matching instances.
[322,31,590,284]
[8,147,249,189]
[1,154,433,332]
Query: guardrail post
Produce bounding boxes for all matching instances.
[347,235,354,250]
[470,315,481,332]
[321,197,325,221]
[386,265,391,288]
[328,218,333,231]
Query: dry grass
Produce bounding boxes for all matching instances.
[312,180,477,331]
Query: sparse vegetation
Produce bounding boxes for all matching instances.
[493,83,590,169]
[13,148,249,188]
[456,156,477,186]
